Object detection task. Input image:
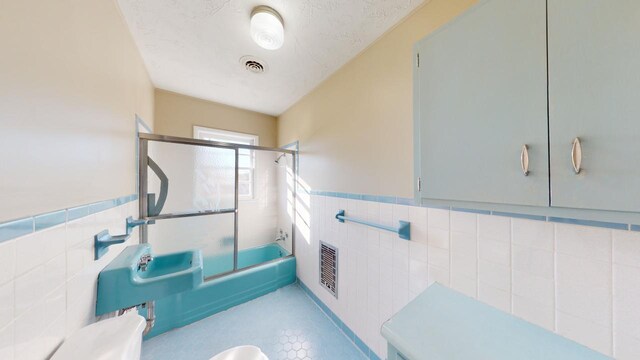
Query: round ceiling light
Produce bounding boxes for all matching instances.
[250,6,284,50]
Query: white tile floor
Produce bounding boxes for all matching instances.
[142,284,367,360]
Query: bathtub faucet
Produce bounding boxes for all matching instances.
[275,229,288,242]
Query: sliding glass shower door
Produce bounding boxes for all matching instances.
[138,133,296,280]
[139,134,238,278]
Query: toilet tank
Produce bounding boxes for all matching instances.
[51,313,146,360]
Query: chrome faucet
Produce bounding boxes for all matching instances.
[138,254,153,272]
[275,229,288,242]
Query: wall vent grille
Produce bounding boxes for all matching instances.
[319,241,338,298]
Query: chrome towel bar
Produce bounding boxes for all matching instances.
[335,210,411,240]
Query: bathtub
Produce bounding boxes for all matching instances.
[146,242,296,338]
[202,243,291,278]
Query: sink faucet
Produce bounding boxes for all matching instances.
[138,254,153,272]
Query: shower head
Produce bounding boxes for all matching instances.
[275,153,286,164]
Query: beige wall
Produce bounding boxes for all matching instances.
[278,0,477,197]
[154,89,277,147]
[0,0,474,221]
[0,0,154,222]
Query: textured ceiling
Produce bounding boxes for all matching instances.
[117,0,425,116]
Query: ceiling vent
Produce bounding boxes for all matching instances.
[240,55,267,74]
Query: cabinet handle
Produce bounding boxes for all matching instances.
[520,145,530,176]
[571,137,582,174]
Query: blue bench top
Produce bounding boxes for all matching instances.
[381,283,611,360]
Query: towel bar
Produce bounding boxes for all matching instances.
[335,210,410,240]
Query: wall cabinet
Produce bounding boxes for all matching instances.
[415,0,640,213]
[548,0,640,212]
[415,0,548,207]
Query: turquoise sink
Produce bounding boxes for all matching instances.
[96,244,203,316]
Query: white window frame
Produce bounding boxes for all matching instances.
[193,126,259,200]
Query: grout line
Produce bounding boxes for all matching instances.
[610,233,615,357]
[509,218,514,314]
[475,214,480,299]
[553,223,558,333]
[448,210,452,287]
[424,207,430,290]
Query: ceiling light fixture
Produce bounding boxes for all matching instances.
[250,6,284,50]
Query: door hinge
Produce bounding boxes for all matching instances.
[417,177,422,192]
[416,53,420,67]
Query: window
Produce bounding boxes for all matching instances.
[194,126,258,200]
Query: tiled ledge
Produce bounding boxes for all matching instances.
[309,190,638,232]
[0,194,138,243]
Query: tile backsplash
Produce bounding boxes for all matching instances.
[0,200,138,360]
[296,194,640,359]
[3,189,638,359]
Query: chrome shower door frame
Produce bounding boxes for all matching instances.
[137,133,297,282]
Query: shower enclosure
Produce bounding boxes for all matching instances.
[137,133,297,337]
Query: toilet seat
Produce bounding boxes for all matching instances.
[210,345,268,360]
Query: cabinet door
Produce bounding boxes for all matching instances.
[548,0,640,212]
[416,0,548,206]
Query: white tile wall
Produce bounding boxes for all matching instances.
[450,211,477,298]
[0,201,139,360]
[613,231,640,359]
[297,195,640,359]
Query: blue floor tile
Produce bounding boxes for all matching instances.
[142,284,367,360]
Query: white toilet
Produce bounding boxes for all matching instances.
[50,312,268,360]
[51,313,146,360]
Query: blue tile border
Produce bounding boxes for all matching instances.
[396,197,415,206]
[67,205,90,222]
[34,210,66,231]
[297,279,379,360]
[369,350,382,360]
[377,195,397,204]
[547,217,629,231]
[0,218,34,243]
[451,207,491,215]
[342,324,356,341]
[310,190,640,232]
[428,204,453,210]
[312,190,406,206]
[492,211,547,222]
[354,336,370,357]
[89,198,119,214]
[0,193,137,243]
[362,194,378,202]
